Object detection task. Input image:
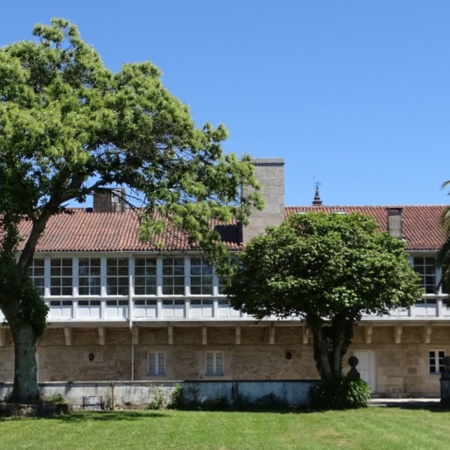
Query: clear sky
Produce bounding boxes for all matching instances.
[2,1,450,206]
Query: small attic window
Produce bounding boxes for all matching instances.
[332,211,348,215]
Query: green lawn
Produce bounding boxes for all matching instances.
[0,405,447,450]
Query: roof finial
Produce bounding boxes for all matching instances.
[312,181,322,206]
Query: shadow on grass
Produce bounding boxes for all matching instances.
[43,410,169,422]
[369,401,450,413]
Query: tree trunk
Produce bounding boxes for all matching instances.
[308,314,355,381]
[10,322,40,403]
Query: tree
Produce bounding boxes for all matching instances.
[438,180,450,291]
[226,212,423,381]
[0,18,262,402]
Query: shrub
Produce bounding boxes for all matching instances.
[43,393,68,405]
[168,385,185,409]
[148,386,168,410]
[309,377,371,410]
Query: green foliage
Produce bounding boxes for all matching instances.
[168,384,185,409]
[0,252,48,336]
[168,386,288,412]
[0,18,261,401]
[147,386,167,410]
[0,15,261,295]
[227,212,423,381]
[438,182,450,292]
[43,393,68,405]
[309,377,372,410]
[228,212,422,320]
[0,18,261,262]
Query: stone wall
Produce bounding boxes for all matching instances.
[0,324,447,397]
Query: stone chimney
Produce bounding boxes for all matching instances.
[387,207,403,239]
[242,158,285,243]
[93,188,127,213]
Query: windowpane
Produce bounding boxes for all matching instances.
[162,258,185,295]
[413,257,436,294]
[106,258,129,295]
[134,258,157,295]
[78,258,101,296]
[206,352,224,376]
[148,352,166,376]
[50,258,73,296]
[429,350,445,374]
[190,258,214,295]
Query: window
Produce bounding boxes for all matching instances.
[162,258,185,295]
[50,258,72,296]
[148,352,166,376]
[413,257,436,294]
[50,300,73,307]
[190,258,213,295]
[106,300,128,306]
[206,352,224,376]
[29,259,45,296]
[135,258,157,295]
[106,258,129,295]
[429,350,445,374]
[135,299,157,306]
[191,299,213,306]
[79,300,101,306]
[78,258,101,295]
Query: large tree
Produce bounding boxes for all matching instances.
[0,18,261,402]
[226,212,423,381]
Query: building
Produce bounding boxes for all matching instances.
[0,159,448,398]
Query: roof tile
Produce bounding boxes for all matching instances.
[14,205,447,253]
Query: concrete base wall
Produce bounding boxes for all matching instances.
[0,380,316,408]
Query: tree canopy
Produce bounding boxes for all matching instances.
[226,212,423,381]
[0,18,261,402]
[438,180,450,291]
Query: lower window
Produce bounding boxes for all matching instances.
[429,350,445,374]
[148,352,166,376]
[206,351,224,376]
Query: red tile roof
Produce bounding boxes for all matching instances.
[17,209,243,253]
[15,205,447,253]
[286,206,447,251]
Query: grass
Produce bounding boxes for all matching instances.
[0,405,448,450]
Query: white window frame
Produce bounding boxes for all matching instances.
[190,257,213,295]
[78,257,101,296]
[162,257,185,296]
[134,257,157,296]
[206,351,224,377]
[106,257,129,296]
[148,352,166,377]
[413,256,436,295]
[50,258,73,296]
[429,350,445,374]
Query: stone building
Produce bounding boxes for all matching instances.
[0,158,448,398]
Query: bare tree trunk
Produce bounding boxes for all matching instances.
[10,323,40,403]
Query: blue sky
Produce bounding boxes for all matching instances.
[3,1,450,206]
